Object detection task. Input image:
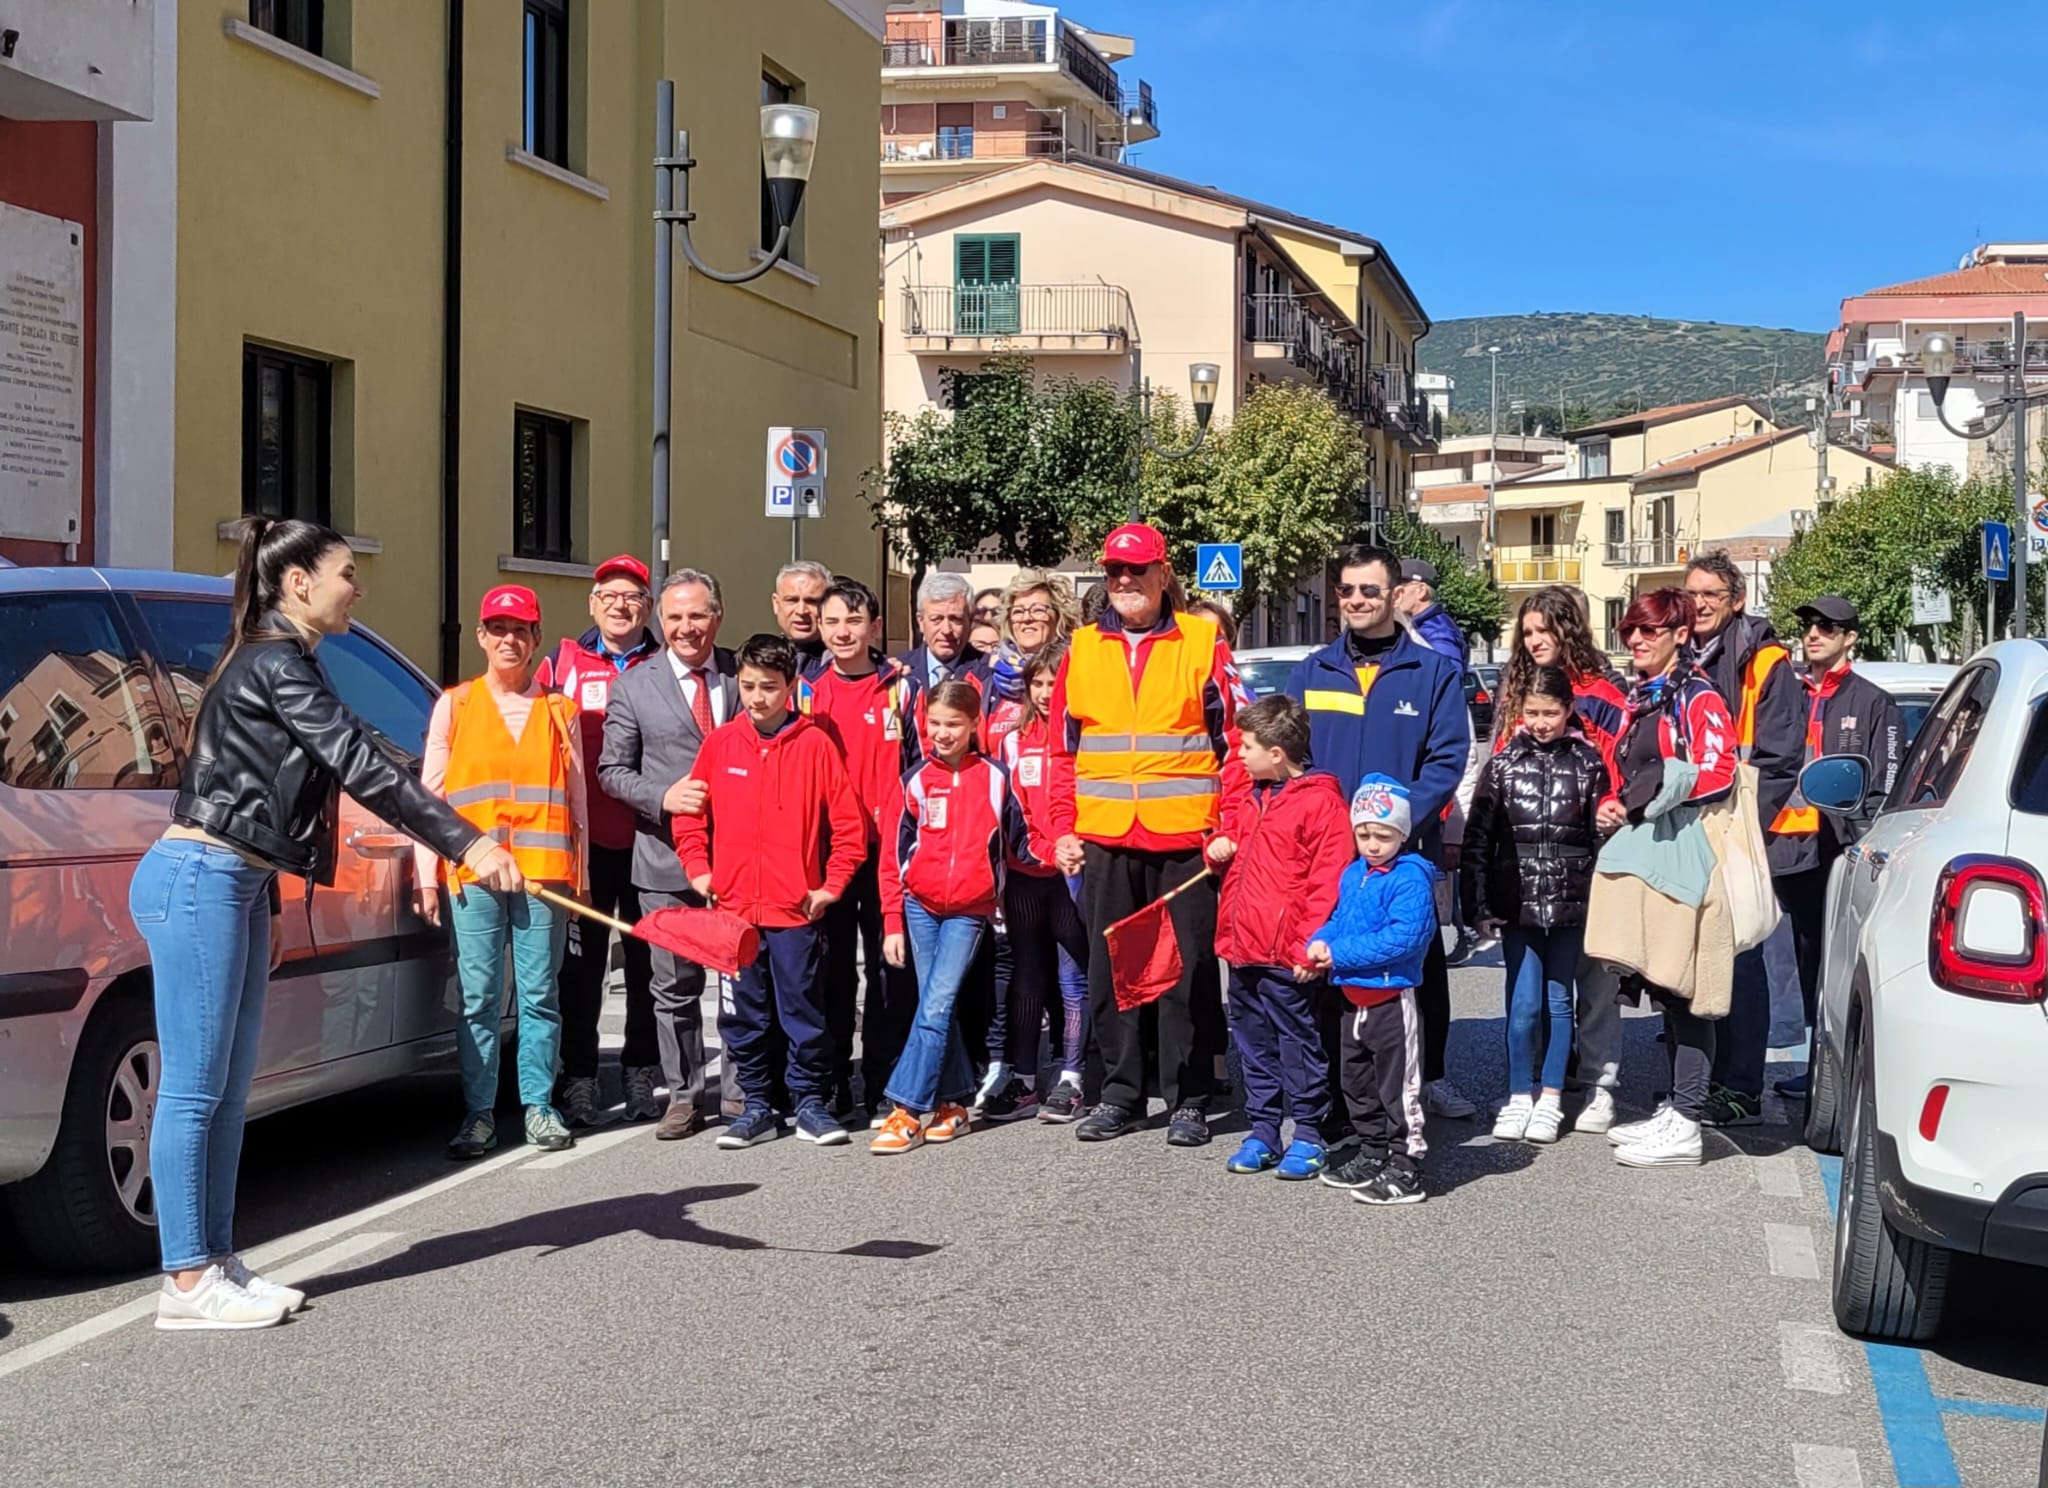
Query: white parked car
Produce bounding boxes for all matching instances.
[1802,641,2048,1342]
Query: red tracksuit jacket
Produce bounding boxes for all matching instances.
[879,751,1037,935]
[1214,770,1357,970]
[670,713,866,929]
[999,718,1074,880]
[800,658,912,846]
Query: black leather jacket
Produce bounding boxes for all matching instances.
[172,613,480,882]
[1461,729,1609,929]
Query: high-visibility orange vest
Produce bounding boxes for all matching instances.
[1066,612,1223,840]
[441,681,579,886]
[1735,643,1789,761]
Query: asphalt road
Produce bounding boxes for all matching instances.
[3,958,2044,1488]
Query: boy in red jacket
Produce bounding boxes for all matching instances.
[1210,694,1356,1181]
[673,633,867,1150]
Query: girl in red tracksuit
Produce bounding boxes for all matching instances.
[872,681,1038,1154]
[998,652,1091,1123]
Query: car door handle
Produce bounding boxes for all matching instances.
[1864,848,1889,870]
[346,830,412,859]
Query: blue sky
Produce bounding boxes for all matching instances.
[1087,0,2048,330]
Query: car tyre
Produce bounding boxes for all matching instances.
[1804,1010,1842,1154]
[6,991,161,1274]
[1832,1023,1949,1342]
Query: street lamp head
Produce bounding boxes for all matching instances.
[761,103,821,232]
[1921,331,1956,407]
[1189,362,1219,429]
[1486,344,1502,356]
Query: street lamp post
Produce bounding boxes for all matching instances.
[1127,357,1220,521]
[1924,311,2045,638]
[650,81,820,583]
[1485,344,1503,565]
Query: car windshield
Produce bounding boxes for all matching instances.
[1236,658,1299,699]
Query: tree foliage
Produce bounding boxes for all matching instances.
[1766,464,2015,654]
[1382,505,1506,642]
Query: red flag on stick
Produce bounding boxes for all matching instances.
[1103,867,1212,1012]
[531,886,759,976]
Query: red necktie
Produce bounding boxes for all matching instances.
[689,667,715,735]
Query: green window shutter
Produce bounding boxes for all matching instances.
[984,234,1019,285]
[955,236,988,287]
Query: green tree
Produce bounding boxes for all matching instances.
[1766,464,2014,655]
[1383,505,1505,641]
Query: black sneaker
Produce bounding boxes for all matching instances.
[1037,1080,1084,1123]
[1445,929,1478,967]
[1165,1105,1211,1147]
[1354,1166,1425,1205]
[1319,1150,1386,1190]
[981,1077,1041,1123]
[830,1080,858,1121]
[1701,1085,1763,1128]
[1075,1103,1144,1142]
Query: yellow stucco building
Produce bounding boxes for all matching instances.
[175,0,885,676]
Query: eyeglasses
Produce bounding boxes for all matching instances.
[1685,586,1729,602]
[592,588,648,608]
[1619,623,1676,642]
[1335,582,1385,600]
[1009,603,1057,621]
[1102,561,1155,580]
[974,606,1001,621]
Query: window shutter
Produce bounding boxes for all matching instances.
[955,236,988,286]
[985,235,1019,285]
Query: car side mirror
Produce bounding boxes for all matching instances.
[1800,754,1869,813]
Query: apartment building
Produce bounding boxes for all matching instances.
[1412,434,1566,490]
[879,0,1155,205]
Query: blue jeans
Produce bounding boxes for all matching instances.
[448,885,566,1113]
[1503,923,1582,1095]
[128,839,276,1273]
[885,898,985,1113]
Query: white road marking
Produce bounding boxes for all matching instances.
[1792,1444,1865,1488]
[523,1125,651,1169]
[1755,1152,1805,1199]
[263,1230,403,1287]
[1765,1223,1822,1279]
[1779,1321,1847,1394]
[239,1142,536,1272]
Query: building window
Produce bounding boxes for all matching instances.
[513,410,574,562]
[1530,512,1557,554]
[1582,439,1611,479]
[954,233,1020,335]
[937,102,974,160]
[760,69,806,263]
[941,370,997,411]
[1604,508,1626,551]
[1604,598,1626,653]
[523,0,571,167]
[250,0,323,54]
[242,346,332,525]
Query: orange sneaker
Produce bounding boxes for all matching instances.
[869,1106,925,1155]
[925,1103,972,1143]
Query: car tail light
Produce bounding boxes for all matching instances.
[1929,855,2048,1003]
[1918,1085,1950,1141]
[1473,685,1491,704]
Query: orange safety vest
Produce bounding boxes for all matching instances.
[1066,612,1223,839]
[441,681,580,886]
[1734,643,1789,761]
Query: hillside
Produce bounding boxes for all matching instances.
[1419,313,1827,433]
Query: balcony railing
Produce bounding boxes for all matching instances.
[1244,293,1360,402]
[883,131,1065,165]
[1493,546,1583,585]
[901,283,1135,343]
[1121,80,1158,133]
[1605,535,1683,568]
[882,19,1124,113]
[1057,25,1121,109]
[1373,365,1438,447]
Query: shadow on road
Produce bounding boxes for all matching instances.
[0,1310,10,1343]
[307,1184,945,1298]
[1930,1257,2048,1389]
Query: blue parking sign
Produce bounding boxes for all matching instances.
[1195,543,1243,592]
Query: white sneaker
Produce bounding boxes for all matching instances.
[1424,1078,1477,1119]
[1492,1093,1534,1141]
[1614,1110,1703,1167]
[219,1255,307,1313]
[1524,1093,1565,1145]
[1606,1101,1673,1147]
[155,1265,289,1332]
[1574,1088,1617,1135]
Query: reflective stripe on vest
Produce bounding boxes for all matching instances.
[442,682,579,885]
[1065,613,1222,839]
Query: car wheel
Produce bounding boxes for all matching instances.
[1831,1024,1949,1341]
[6,992,161,1273]
[1804,1010,1842,1154]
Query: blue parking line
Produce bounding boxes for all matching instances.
[1934,1398,2048,1423]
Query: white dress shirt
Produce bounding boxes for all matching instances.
[666,649,727,728]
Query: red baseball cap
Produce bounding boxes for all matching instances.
[1101,522,1167,566]
[592,553,650,589]
[479,584,541,624]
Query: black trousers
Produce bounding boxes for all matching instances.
[558,843,653,1079]
[824,848,918,1100]
[1776,866,1830,1027]
[1082,842,1217,1115]
[1651,988,1716,1122]
[1339,990,1425,1175]
[1417,930,1451,1084]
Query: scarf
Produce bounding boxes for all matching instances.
[987,639,1028,703]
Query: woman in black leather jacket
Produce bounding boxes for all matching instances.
[130,517,522,1332]
[1461,665,1610,1146]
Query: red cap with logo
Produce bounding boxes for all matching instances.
[592,553,650,589]
[479,584,542,624]
[1101,522,1167,566]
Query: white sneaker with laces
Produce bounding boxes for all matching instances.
[1575,1087,1617,1135]
[1606,1101,1673,1147]
[1424,1078,1477,1119]
[1524,1093,1565,1145]
[155,1264,289,1331]
[1492,1093,1534,1141]
[1614,1110,1703,1167]
[220,1255,306,1313]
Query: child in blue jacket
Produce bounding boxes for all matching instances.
[1304,774,1439,1206]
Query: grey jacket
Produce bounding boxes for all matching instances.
[597,652,739,892]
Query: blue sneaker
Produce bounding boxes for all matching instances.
[716,1104,784,1149]
[1275,1139,1328,1181]
[794,1100,850,1147]
[1226,1136,1280,1174]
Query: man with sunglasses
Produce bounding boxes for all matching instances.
[1772,595,1903,1097]
[1286,545,1476,1128]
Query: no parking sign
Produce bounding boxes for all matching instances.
[765,428,826,519]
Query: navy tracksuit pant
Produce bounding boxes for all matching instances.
[724,923,830,1110]
[1227,964,1330,1149]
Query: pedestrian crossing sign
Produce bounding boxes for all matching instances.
[1984,520,2013,582]
[1195,543,1243,592]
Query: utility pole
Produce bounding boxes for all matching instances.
[1487,344,1502,567]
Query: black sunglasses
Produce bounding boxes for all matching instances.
[1335,582,1385,599]
[1803,617,1847,635]
[1619,622,1675,642]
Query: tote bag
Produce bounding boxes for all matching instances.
[1711,761,1781,953]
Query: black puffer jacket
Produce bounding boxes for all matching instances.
[1460,729,1609,929]
[173,612,479,882]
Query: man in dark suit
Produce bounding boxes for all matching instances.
[597,568,737,1140]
